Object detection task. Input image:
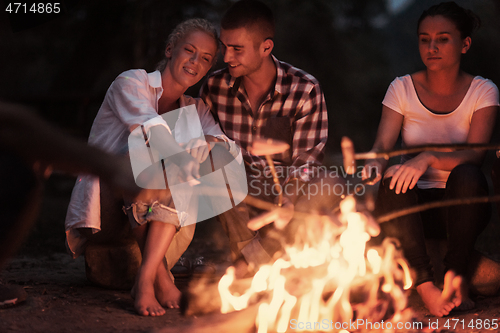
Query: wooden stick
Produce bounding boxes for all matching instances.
[376,195,500,223]
[245,189,500,226]
[354,143,500,160]
[265,154,283,207]
[244,195,336,226]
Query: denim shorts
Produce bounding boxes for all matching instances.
[122,200,184,231]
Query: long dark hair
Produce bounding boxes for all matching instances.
[418,1,481,39]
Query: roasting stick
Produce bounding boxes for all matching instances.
[376,195,500,224]
[244,191,340,231]
[238,137,500,230]
[338,137,500,168]
[340,136,500,224]
[354,143,500,161]
[248,138,290,207]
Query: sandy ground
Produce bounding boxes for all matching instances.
[1,175,500,333]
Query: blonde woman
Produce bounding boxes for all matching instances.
[66,19,236,316]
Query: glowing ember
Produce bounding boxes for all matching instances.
[218,196,413,332]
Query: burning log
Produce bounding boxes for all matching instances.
[204,197,412,333]
[174,139,500,333]
[154,304,259,333]
[181,265,333,318]
[181,276,253,317]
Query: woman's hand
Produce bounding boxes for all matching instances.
[180,135,228,163]
[181,137,211,163]
[146,125,201,185]
[174,151,201,185]
[387,152,434,194]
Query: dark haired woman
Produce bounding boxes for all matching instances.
[362,2,499,317]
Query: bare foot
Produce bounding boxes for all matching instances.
[131,272,166,316]
[417,281,455,317]
[449,273,475,311]
[154,261,181,309]
[441,270,457,301]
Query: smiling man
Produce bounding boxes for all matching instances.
[200,0,341,275]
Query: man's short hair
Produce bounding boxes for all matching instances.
[221,0,275,44]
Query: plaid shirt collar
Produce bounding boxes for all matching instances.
[202,55,328,184]
[225,55,288,97]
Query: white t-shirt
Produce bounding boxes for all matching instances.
[65,69,237,258]
[382,74,499,189]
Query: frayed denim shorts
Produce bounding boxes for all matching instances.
[123,200,182,231]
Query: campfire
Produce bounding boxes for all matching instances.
[167,137,422,333]
[158,137,500,333]
[216,196,413,333]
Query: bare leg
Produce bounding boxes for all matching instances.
[131,221,178,316]
[131,223,181,310]
[154,258,181,309]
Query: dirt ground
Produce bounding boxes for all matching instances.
[1,174,500,333]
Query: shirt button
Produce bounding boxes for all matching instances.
[252,126,257,132]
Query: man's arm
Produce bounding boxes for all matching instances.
[0,101,142,196]
[249,82,329,230]
[282,82,328,203]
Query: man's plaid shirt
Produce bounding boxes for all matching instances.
[200,56,328,184]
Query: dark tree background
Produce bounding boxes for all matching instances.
[1,0,499,161]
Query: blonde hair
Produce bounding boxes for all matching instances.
[156,18,219,72]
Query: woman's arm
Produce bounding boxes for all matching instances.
[362,106,403,184]
[425,106,498,168]
[388,105,498,194]
[180,135,229,163]
[146,125,201,183]
[195,98,239,158]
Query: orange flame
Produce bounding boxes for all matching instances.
[218,196,412,332]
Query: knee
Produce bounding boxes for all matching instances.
[372,177,419,217]
[447,164,488,195]
[378,177,417,203]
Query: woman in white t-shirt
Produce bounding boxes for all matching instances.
[362,2,499,317]
[65,19,237,317]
